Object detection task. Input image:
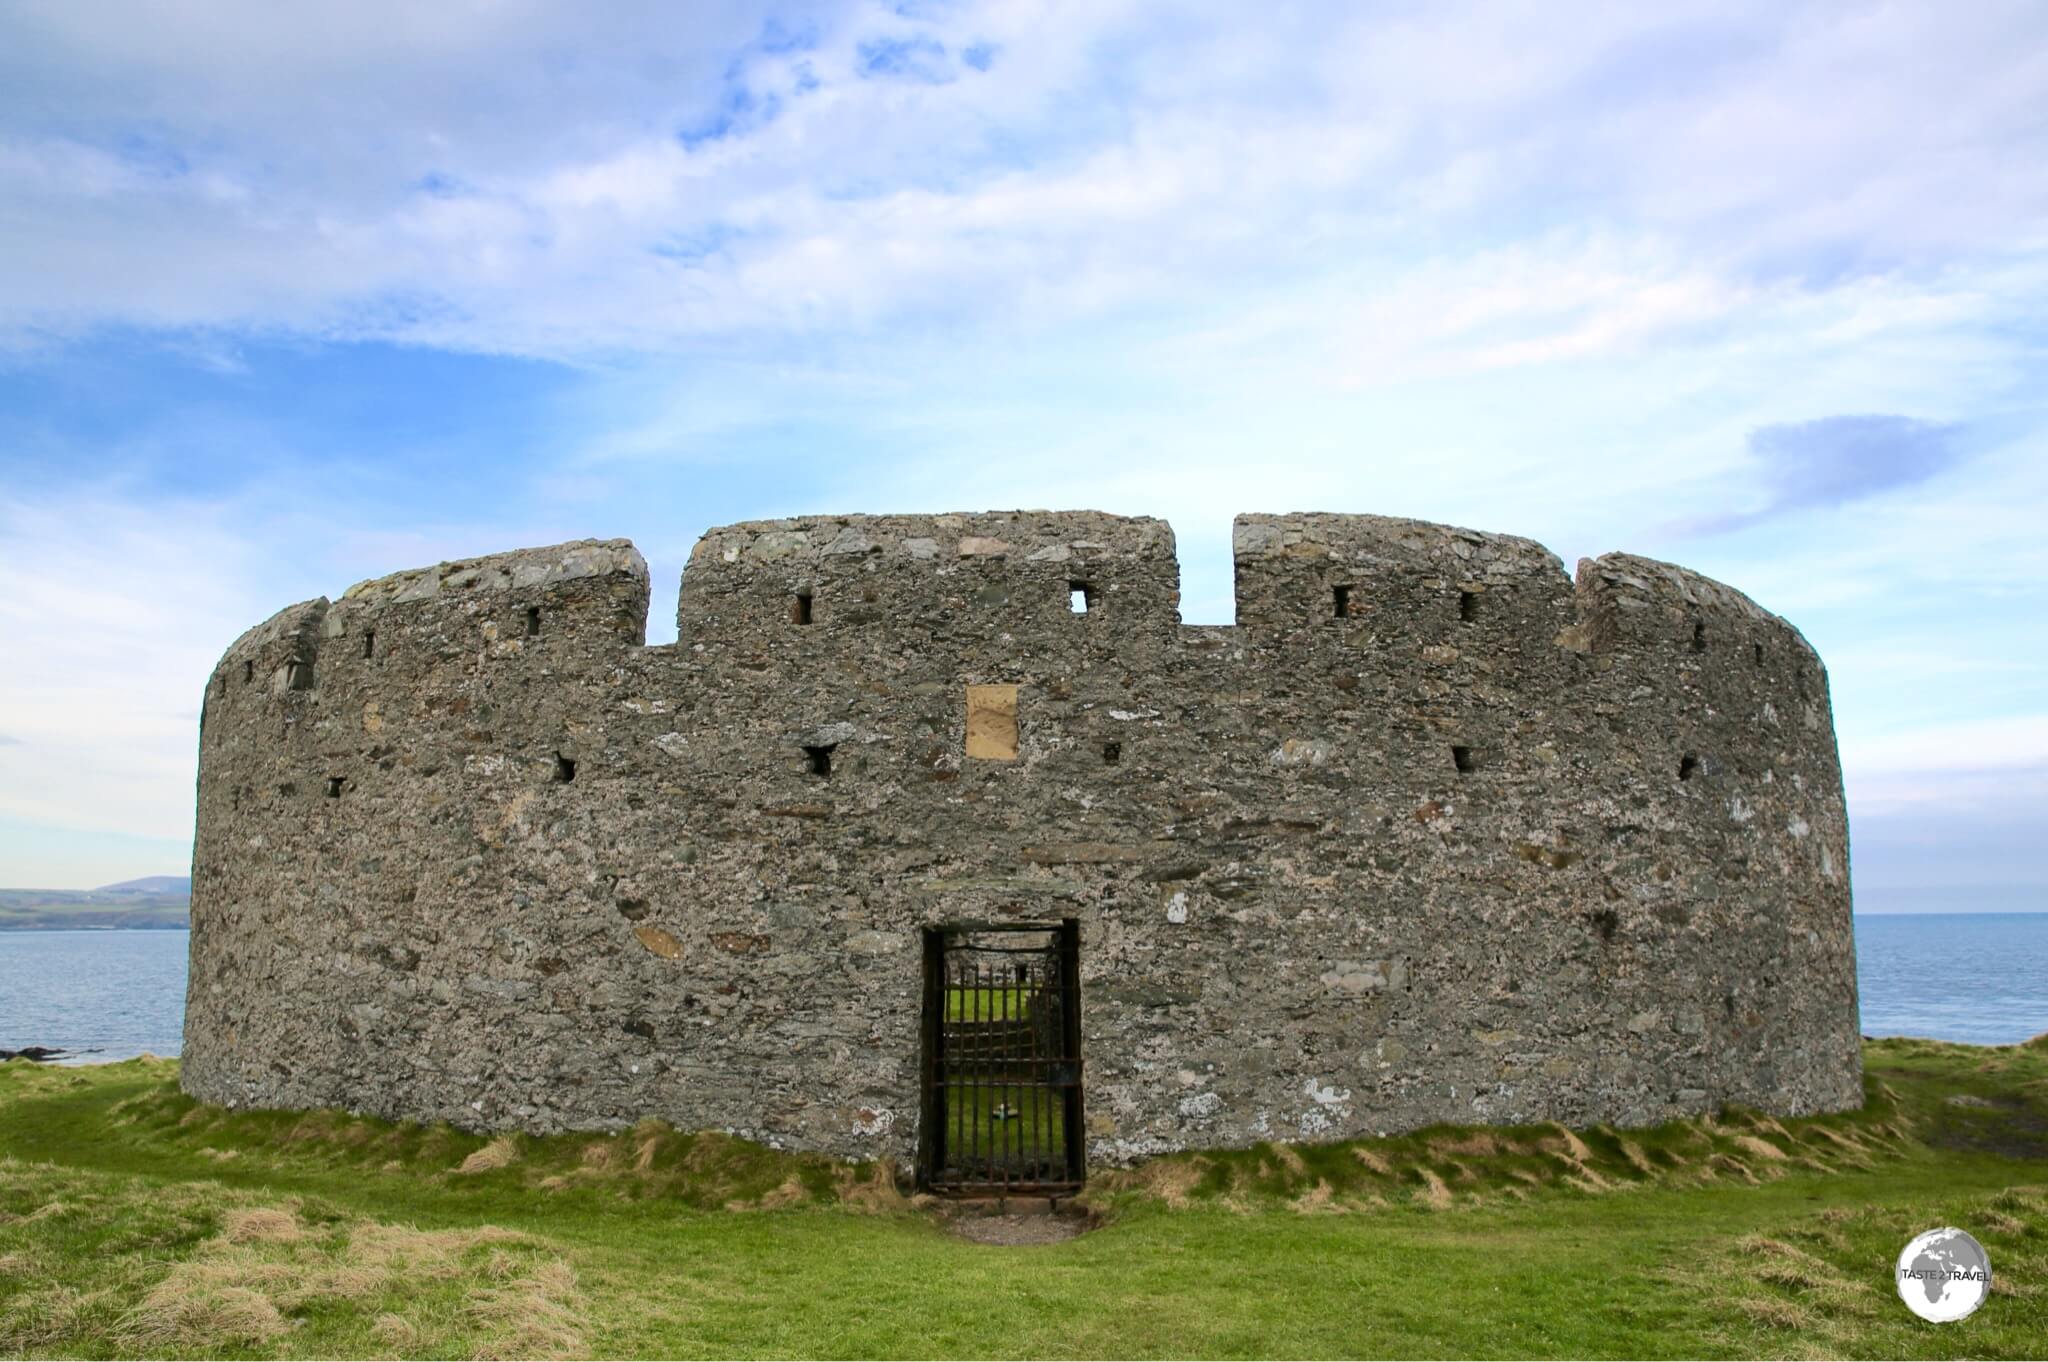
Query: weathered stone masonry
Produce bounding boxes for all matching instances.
[182,511,1862,1165]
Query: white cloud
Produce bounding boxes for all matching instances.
[1,0,2045,896]
[2,1,2043,357]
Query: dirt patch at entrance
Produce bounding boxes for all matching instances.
[941,1202,1095,1245]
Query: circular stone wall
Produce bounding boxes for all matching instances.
[182,512,1862,1163]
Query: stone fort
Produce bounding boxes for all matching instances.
[182,511,1862,1178]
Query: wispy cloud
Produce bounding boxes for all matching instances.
[2,3,2044,357]
[0,0,2044,896]
[856,34,957,83]
[0,492,271,845]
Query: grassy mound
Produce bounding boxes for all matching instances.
[0,1039,2043,1357]
[9,1059,897,1213]
[1084,1092,1917,1213]
[1085,1035,2048,1213]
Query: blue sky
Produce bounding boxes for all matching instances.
[0,1,2043,909]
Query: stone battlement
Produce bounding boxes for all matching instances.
[183,511,1860,1166]
[214,509,1827,689]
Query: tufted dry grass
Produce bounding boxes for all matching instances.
[0,1152,586,1360]
[455,1134,522,1175]
[6,1041,2048,1358]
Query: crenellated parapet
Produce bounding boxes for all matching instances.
[183,510,1860,1166]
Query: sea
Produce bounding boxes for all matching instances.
[0,913,2043,1062]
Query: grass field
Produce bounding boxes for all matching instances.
[0,1038,2043,1358]
[932,1080,1071,1184]
[936,983,1072,1182]
[943,986,1034,1022]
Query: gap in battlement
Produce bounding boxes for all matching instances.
[634,517,1638,640]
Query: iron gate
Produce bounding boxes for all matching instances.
[917,919,1084,1196]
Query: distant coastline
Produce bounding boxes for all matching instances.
[0,889,2038,934]
[0,922,189,932]
[0,877,190,931]
[1856,906,2048,915]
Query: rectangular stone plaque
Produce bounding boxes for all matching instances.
[964,684,1019,761]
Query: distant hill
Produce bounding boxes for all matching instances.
[0,880,190,930]
[93,875,191,897]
